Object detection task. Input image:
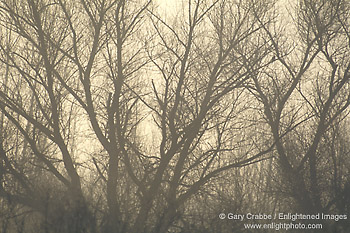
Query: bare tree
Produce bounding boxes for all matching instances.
[127,0,276,232]
[0,0,151,232]
[0,0,99,232]
[248,0,350,231]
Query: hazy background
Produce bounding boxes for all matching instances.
[0,0,349,232]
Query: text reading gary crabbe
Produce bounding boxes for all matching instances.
[219,213,348,221]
